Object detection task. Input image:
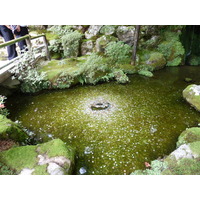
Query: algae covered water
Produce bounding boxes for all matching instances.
[7,66,200,175]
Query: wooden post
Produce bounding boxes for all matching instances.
[42,34,51,60]
[25,35,32,51]
[131,25,140,65]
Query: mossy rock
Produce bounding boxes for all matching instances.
[162,157,200,175]
[95,35,118,53]
[0,114,28,144]
[177,127,200,147]
[138,70,153,77]
[100,25,117,35]
[0,139,75,175]
[138,50,166,70]
[183,84,200,112]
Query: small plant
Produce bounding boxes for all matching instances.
[105,41,131,65]
[0,95,9,117]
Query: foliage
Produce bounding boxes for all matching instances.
[48,26,82,59]
[62,30,82,58]
[112,69,129,84]
[0,162,16,175]
[77,53,109,84]
[48,25,73,36]
[9,50,50,93]
[158,41,185,66]
[49,39,63,56]
[105,41,131,65]
[0,95,9,117]
[131,160,168,175]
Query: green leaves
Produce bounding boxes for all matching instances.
[105,41,131,65]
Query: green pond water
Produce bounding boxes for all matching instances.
[7,66,200,175]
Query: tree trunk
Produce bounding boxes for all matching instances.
[131,25,140,65]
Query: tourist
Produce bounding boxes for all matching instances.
[10,25,29,51]
[0,25,18,60]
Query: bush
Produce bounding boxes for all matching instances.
[77,53,109,84]
[62,31,82,58]
[105,41,131,65]
[9,50,50,93]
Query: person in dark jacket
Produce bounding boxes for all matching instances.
[11,25,29,51]
[0,25,18,60]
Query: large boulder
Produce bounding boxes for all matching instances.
[0,139,75,175]
[81,40,94,55]
[116,26,135,46]
[139,51,166,71]
[183,84,200,112]
[100,25,116,35]
[177,127,200,147]
[0,114,28,143]
[85,25,103,39]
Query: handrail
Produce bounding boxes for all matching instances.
[0,33,50,60]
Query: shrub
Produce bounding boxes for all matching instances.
[9,50,50,93]
[62,31,83,58]
[77,53,109,84]
[105,41,131,65]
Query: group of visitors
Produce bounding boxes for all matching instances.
[0,25,29,60]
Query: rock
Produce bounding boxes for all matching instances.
[184,78,193,83]
[100,25,116,35]
[85,25,103,39]
[19,168,35,175]
[170,144,195,160]
[177,127,200,147]
[116,26,135,46]
[79,167,87,175]
[47,163,64,175]
[145,52,166,70]
[138,70,153,77]
[183,84,200,112]
[0,114,28,143]
[0,139,75,175]
[95,35,118,53]
[81,40,94,55]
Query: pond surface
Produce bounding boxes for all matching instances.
[7,66,200,175]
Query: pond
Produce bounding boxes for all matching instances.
[7,66,200,175]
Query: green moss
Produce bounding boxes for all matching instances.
[189,141,200,156]
[183,84,200,112]
[38,59,80,82]
[162,158,200,175]
[32,164,49,175]
[177,127,200,147]
[138,70,153,77]
[0,114,28,143]
[37,139,74,161]
[0,145,37,173]
[157,40,185,66]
